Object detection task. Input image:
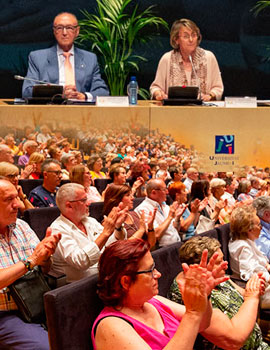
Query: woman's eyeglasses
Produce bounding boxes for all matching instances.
[135,263,158,278]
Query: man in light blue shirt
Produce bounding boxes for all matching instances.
[253,196,270,260]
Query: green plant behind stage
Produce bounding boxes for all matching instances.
[253,0,270,16]
[77,0,168,98]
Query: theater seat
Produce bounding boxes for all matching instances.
[23,207,60,241]
[89,202,104,223]
[19,179,43,197]
[94,178,112,194]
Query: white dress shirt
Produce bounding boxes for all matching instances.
[134,197,180,247]
[229,238,270,282]
[183,177,193,192]
[50,214,116,282]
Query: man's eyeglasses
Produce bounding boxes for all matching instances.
[155,188,167,192]
[47,170,62,176]
[53,25,78,33]
[69,197,88,203]
[135,263,157,278]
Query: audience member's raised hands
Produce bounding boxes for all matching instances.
[190,198,200,213]
[114,203,129,229]
[245,273,266,299]
[30,228,61,266]
[215,199,227,212]
[178,265,208,315]
[103,205,128,235]
[175,203,187,218]
[169,201,180,219]
[182,249,229,296]
[199,197,208,212]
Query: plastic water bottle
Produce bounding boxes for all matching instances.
[128,76,138,105]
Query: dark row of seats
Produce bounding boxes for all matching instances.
[23,197,145,241]
[19,179,70,197]
[43,224,237,350]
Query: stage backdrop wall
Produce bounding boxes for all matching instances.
[1,0,270,99]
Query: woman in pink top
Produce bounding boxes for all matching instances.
[92,239,229,350]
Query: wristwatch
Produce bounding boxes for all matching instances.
[21,259,34,271]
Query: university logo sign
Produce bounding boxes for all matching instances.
[215,135,234,154]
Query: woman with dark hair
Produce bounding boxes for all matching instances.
[87,155,106,180]
[92,239,230,350]
[103,184,156,248]
[70,164,102,204]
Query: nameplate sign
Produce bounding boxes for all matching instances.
[225,96,257,108]
[96,96,129,107]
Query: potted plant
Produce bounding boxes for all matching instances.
[77,0,168,97]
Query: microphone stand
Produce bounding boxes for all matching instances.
[189,55,201,100]
[14,75,59,86]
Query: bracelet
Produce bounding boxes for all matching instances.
[21,259,33,271]
[115,226,123,231]
[148,229,155,232]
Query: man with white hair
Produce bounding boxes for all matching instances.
[18,140,38,166]
[50,183,126,282]
[253,196,270,260]
[135,178,180,247]
[183,167,199,192]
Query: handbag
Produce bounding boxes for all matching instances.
[8,267,51,324]
[195,214,215,235]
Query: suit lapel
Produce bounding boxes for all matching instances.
[47,46,59,84]
[74,47,85,90]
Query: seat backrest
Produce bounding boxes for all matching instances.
[94,178,112,194]
[44,274,102,350]
[89,201,104,223]
[19,179,43,197]
[133,197,145,209]
[23,207,60,241]
[152,241,183,297]
[216,223,232,273]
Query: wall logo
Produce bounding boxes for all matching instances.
[215,135,234,154]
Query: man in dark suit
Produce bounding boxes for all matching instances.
[22,12,109,100]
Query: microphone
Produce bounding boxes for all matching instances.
[14,75,59,86]
[188,55,201,100]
